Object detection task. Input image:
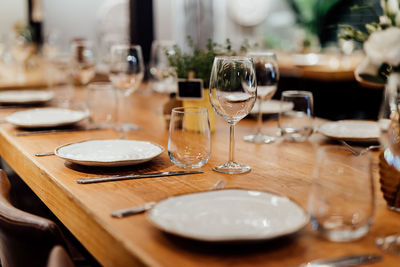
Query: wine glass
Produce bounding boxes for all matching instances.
[149,40,177,94]
[209,56,257,174]
[70,39,96,86]
[243,52,279,144]
[109,44,144,132]
[11,36,35,83]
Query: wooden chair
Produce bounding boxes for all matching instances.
[0,169,68,267]
[47,245,75,267]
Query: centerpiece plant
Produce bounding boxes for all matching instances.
[166,37,250,88]
[339,0,400,83]
[165,37,252,132]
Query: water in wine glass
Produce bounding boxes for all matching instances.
[209,56,257,174]
[218,92,256,123]
[243,52,279,144]
[109,71,143,95]
[149,40,177,93]
[74,64,96,85]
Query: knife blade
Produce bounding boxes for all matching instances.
[300,254,382,267]
[14,126,103,136]
[76,170,203,184]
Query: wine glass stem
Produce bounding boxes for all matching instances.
[256,98,263,134]
[229,124,235,162]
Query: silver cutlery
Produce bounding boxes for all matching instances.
[111,179,227,218]
[14,126,103,136]
[35,152,55,157]
[299,254,382,267]
[77,170,204,184]
[340,140,381,156]
[111,201,157,218]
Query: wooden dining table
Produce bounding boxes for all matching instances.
[0,86,398,267]
[277,52,364,82]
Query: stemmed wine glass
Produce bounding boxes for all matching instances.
[149,40,177,94]
[70,39,96,86]
[109,44,144,132]
[209,56,257,174]
[243,52,279,144]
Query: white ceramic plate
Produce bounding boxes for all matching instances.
[55,139,164,167]
[250,100,294,114]
[6,108,88,128]
[318,120,380,142]
[0,90,54,104]
[148,189,308,242]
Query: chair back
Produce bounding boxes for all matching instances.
[0,170,66,267]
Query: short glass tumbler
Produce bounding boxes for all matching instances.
[86,82,117,128]
[168,107,211,168]
[309,145,375,242]
[278,90,313,142]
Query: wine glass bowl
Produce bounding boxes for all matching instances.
[243,52,279,144]
[70,39,96,85]
[209,56,257,174]
[109,44,144,95]
[149,40,177,94]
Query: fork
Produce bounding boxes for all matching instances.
[340,140,381,156]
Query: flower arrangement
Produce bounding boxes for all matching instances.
[340,0,400,83]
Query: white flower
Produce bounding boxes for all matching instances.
[364,27,400,66]
[381,0,388,14]
[380,15,392,26]
[386,0,400,16]
[396,12,400,26]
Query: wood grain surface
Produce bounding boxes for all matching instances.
[0,86,398,266]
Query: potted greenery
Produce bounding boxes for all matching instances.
[166,37,249,132]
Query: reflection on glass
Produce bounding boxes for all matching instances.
[149,40,177,94]
[70,39,96,85]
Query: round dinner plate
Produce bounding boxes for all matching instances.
[250,100,294,114]
[318,120,380,142]
[55,139,164,167]
[6,108,88,128]
[0,90,54,104]
[148,189,308,243]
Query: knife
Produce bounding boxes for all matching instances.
[76,170,203,184]
[14,126,103,136]
[299,254,382,267]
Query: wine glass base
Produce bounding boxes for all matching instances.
[243,133,275,144]
[115,123,140,132]
[388,205,400,213]
[376,234,400,256]
[212,161,251,174]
